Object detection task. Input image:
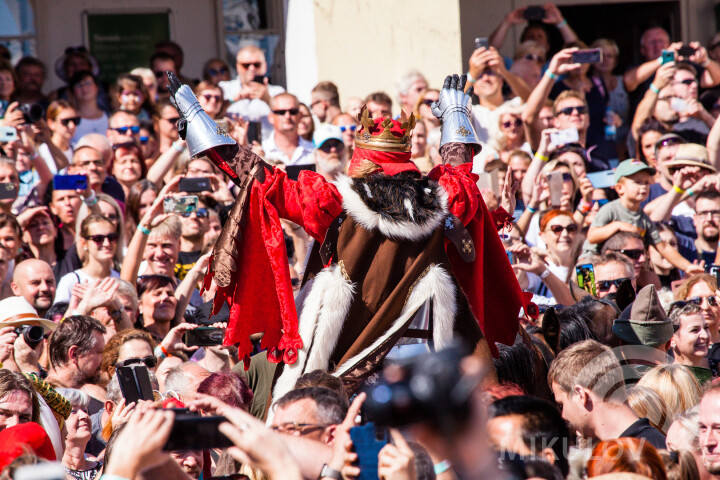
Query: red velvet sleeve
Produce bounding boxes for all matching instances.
[261,168,344,242]
[427,163,480,225]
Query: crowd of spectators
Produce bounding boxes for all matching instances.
[4,3,720,479]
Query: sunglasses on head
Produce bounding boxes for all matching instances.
[181,208,209,218]
[113,126,140,135]
[202,94,223,103]
[548,223,579,234]
[240,62,262,69]
[84,233,119,245]
[206,67,228,76]
[612,248,644,260]
[339,125,356,133]
[502,118,523,129]
[596,277,630,292]
[557,105,588,116]
[60,117,82,127]
[273,108,299,116]
[116,355,157,369]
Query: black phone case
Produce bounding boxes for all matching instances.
[183,327,225,347]
[164,414,233,451]
[116,365,154,404]
[179,177,212,193]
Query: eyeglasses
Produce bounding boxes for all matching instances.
[139,135,149,144]
[548,224,579,234]
[113,126,140,135]
[310,100,324,107]
[675,78,697,86]
[339,125,356,133]
[154,71,167,79]
[696,210,720,219]
[163,117,181,124]
[201,94,223,103]
[239,62,262,69]
[272,108,300,116]
[74,158,104,168]
[612,248,645,260]
[557,105,588,116]
[181,208,209,218]
[502,118,523,129]
[116,355,157,369]
[84,233,119,246]
[524,54,543,62]
[689,295,719,307]
[592,198,609,207]
[596,277,631,292]
[319,140,343,153]
[206,67,228,76]
[60,117,81,127]
[270,422,330,435]
[479,69,498,78]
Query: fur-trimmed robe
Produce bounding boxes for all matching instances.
[272,173,485,399]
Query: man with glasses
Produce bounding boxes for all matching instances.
[176,198,211,281]
[106,110,140,145]
[671,64,714,144]
[313,125,347,181]
[688,191,720,264]
[262,93,314,166]
[68,145,125,204]
[149,52,178,100]
[593,251,636,299]
[220,45,284,105]
[601,231,651,285]
[271,387,347,445]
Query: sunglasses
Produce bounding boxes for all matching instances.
[689,295,719,307]
[339,125,356,133]
[163,117,181,124]
[657,137,684,148]
[421,99,435,106]
[319,140,343,153]
[612,248,644,260]
[239,62,262,69]
[273,108,300,116]
[181,208,209,218]
[479,69,499,78]
[502,118,523,129]
[596,277,631,292]
[548,224,579,234]
[557,105,588,116]
[116,355,158,369]
[676,78,697,86]
[696,210,720,219]
[139,135,149,144]
[84,233,119,245]
[60,117,82,127]
[202,94,223,103]
[206,67,228,76]
[113,126,140,135]
[154,71,167,78]
[593,198,609,207]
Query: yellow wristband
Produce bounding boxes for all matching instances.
[535,153,549,162]
[672,185,686,195]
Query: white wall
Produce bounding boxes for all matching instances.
[284,0,317,104]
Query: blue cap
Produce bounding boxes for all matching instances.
[313,125,344,149]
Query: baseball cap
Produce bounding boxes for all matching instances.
[613,159,657,183]
[313,125,344,149]
[665,143,717,172]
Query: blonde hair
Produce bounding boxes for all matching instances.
[627,385,673,434]
[490,102,525,153]
[541,159,579,196]
[553,90,588,115]
[150,215,182,239]
[76,194,126,264]
[637,364,701,419]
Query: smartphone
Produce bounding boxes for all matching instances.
[164,195,198,214]
[0,183,17,200]
[550,127,579,147]
[523,5,546,21]
[586,170,616,189]
[164,413,233,451]
[252,74,266,84]
[572,48,603,64]
[0,126,17,143]
[53,174,88,191]
[247,120,261,144]
[546,171,564,208]
[285,164,316,181]
[707,264,720,283]
[184,326,225,347]
[179,177,212,193]
[116,364,154,404]
[576,264,597,296]
[476,169,499,195]
[350,423,388,480]
[670,97,688,113]
[14,463,66,480]
[677,44,697,58]
[661,49,675,65]
[474,37,489,49]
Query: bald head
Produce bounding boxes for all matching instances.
[11,259,56,316]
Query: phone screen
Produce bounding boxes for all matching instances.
[576,264,597,296]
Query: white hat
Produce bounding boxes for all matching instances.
[0,297,57,332]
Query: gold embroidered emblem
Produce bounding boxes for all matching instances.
[456,126,471,136]
[462,238,472,254]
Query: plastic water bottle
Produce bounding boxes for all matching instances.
[604,107,616,141]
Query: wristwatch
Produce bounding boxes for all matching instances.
[319,464,343,480]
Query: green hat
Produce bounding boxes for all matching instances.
[612,284,673,347]
[614,159,657,183]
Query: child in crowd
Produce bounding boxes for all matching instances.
[583,159,703,275]
[113,73,154,122]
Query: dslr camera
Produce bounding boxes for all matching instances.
[14,325,44,348]
[362,344,475,432]
[20,103,44,124]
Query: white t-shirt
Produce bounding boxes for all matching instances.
[54,268,120,304]
[71,113,109,146]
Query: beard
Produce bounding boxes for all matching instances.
[702,229,719,243]
[317,155,345,177]
[705,459,720,474]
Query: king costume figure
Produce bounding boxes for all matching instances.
[167,72,525,400]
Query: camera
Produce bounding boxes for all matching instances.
[19,103,44,124]
[14,325,44,348]
[362,344,474,431]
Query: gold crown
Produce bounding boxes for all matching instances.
[354,107,416,153]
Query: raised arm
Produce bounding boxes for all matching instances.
[489,7,526,50]
[542,3,579,45]
[522,48,579,129]
[630,63,676,138]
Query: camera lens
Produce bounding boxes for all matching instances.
[22,325,45,347]
[20,103,45,124]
